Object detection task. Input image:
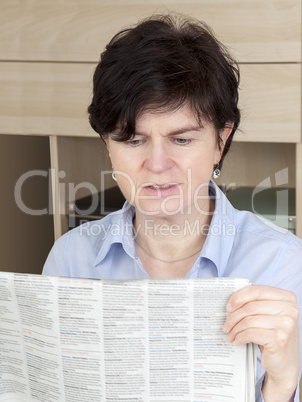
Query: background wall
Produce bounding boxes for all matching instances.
[1,0,301,275]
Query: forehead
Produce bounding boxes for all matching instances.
[135,104,203,132]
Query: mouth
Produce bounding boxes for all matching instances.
[149,184,175,190]
[142,183,179,196]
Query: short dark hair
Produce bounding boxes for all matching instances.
[88,13,240,167]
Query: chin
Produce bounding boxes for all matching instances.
[134,198,187,217]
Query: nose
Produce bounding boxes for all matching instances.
[143,141,174,174]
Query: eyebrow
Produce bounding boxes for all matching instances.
[134,125,202,136]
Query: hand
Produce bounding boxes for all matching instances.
[223,285,300,402]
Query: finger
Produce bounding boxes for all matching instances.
[224,300,298,333]
[225,314,296,343]
[226,327,287,348]
[226,285,297,313]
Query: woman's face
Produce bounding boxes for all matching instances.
[105,105,231,218]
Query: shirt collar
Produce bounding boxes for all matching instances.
[94,181,237,275]
[198,181,236,276]
[93,202,137,266]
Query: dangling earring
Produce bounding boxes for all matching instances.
[213,163,220,179]
[112,171,117,182]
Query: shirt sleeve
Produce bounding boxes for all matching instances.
[255,238,302,402]
[256,374,299,402]
[255,374,265,402]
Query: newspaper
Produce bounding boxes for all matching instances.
[0,272,257,402]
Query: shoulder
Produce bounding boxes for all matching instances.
[231,208,302,268]
[61,207,132,255]
[214,182,301,249]
[229,208,302,294]
[67,210,124,242]
[215,184,302,290]
[43,207,132,277]
[233,208,300,245]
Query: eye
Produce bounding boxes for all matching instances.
[173,138,192,145]
[126,138,143,147]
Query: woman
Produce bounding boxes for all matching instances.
[43,14,301,401]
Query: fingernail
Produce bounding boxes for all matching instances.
[226,302,232,312]
[223,323,228,333]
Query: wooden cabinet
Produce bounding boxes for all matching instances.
[0,2,301,397]
[1,1,300,63]
[0,134,54,274]
[0,0,301,243]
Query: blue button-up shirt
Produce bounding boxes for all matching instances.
[43,182,302,401]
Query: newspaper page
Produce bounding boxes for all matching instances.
[0,272,256,402]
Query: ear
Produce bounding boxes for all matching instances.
[103,134,109,147]
[102,135,110,156]
[220,122,233,146]
[215,123,234,164]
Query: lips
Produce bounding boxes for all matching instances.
[143,183,179,196]
[149,184,175,189]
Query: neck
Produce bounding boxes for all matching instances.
[133,199,214,278]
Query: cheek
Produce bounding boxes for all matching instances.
[110,148,139,170]
[185,148,217,172]
[114,168,143,206]
[111,149,145,185]
[113,163,141,190]
[115,176,135,205]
